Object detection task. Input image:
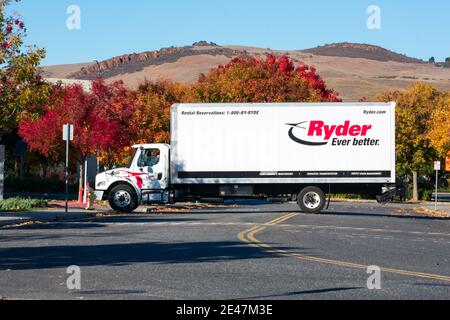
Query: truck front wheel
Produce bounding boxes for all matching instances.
[108,185,139,213]
[297,187,326,214]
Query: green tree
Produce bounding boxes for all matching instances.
[0,0,49,140]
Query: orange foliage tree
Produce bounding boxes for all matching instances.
[373,83,449,200]
[428,94,450,160]
[130,79,190,145]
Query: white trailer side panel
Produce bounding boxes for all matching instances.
[171,103,396,184]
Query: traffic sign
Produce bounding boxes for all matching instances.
[63,124,74,141]
[434,161,441,171]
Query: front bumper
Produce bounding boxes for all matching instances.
[94,191,105,201]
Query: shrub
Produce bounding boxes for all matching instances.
[5,176,78,194]
[0,198,48,212]
[407,187,434,201]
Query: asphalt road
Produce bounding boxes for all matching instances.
[1,201,450,300]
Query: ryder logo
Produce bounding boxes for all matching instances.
[287,121,379,147]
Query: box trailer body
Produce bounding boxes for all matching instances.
[95,102,398,213]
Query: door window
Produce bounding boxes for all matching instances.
[138,149,161,168]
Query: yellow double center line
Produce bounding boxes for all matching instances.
[238,213,450,283]
[238,213,298,244]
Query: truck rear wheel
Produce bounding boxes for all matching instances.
[297,187,326,214]
[108,185,139,213]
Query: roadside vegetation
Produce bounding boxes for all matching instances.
[0,198,48,212]
[1,0,449,202]
[5,176,78,194]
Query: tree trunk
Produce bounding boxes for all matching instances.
[42,163,48,179]
[412,170,419,202]
[42,163,47,178]
[38,155,48,178]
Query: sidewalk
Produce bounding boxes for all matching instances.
[0,207,106,228]
[419,202,450,216]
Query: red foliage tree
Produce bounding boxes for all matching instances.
[193,54,341,103]
[89,80,137,166]
[18,80,136,198]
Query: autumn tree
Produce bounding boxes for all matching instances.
[374,83,446,201]
[130,79,189,145]
[19,80,135,200]
[428,94,450,160]
[90,80,137,167]
[0,0,50,139]
[192,54,341,103]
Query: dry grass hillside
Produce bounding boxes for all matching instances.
[41,42,450,101]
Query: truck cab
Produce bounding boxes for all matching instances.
[94,144,171,212]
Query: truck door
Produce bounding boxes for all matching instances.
[135,146,169,190]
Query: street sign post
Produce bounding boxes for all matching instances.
[14,140,28,179]
[63,125,74,213]
[434,161,441,211]
[0,145,5,201]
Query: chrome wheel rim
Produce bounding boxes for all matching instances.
[114,190,131,208]
[303,192,321,209]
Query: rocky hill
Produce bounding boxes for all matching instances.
[41,42,450,101]
[302,42,424,64]
[68,44,245,80]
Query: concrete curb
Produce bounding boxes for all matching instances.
[0,212,92,228]
[0,206,110,228]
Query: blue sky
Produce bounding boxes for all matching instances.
[7,0,450,66]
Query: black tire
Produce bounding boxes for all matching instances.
[297,186,326,214]
[108,184,139,213]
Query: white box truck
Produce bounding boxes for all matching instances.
[94,102,398,214]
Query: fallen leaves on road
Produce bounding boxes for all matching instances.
[414,207,450,219]
[2,221,44,228]
[147,203,222,214]
[393,208,416,216]
[330,198,376,203]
